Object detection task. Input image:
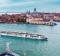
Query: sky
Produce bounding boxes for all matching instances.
[0,0,60,12]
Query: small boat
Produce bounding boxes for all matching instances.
[0,31,47,40]
[0,42,20,56]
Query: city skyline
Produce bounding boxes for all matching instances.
[0,0,60,12]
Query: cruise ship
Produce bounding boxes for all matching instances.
[0,31,47,40]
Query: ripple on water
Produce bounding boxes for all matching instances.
[0,23,60,56]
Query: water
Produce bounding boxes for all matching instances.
[0,23,60,56]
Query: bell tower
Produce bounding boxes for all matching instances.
[34,8,37,12]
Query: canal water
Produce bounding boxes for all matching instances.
[0,22,60,56]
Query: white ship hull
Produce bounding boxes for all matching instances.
[0,31,47,40]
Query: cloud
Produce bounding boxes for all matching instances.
[43,0,60,5]
[47,0,60,5]
[0,0,58,7]
[0,1,34,7]
[0,0,10,5]
[0,0,60,12]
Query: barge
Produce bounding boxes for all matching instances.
[0,31,47,40]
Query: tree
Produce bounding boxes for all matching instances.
[16,18,26,23]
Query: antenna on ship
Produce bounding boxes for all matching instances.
[6,42,11,53]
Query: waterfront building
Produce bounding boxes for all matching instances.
[26,14,45,24]
[54,16,60,21]
[43,13,54,20]
[0,9,60,23]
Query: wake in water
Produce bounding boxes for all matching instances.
[0,42,20,56]
[6,42,11,53]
